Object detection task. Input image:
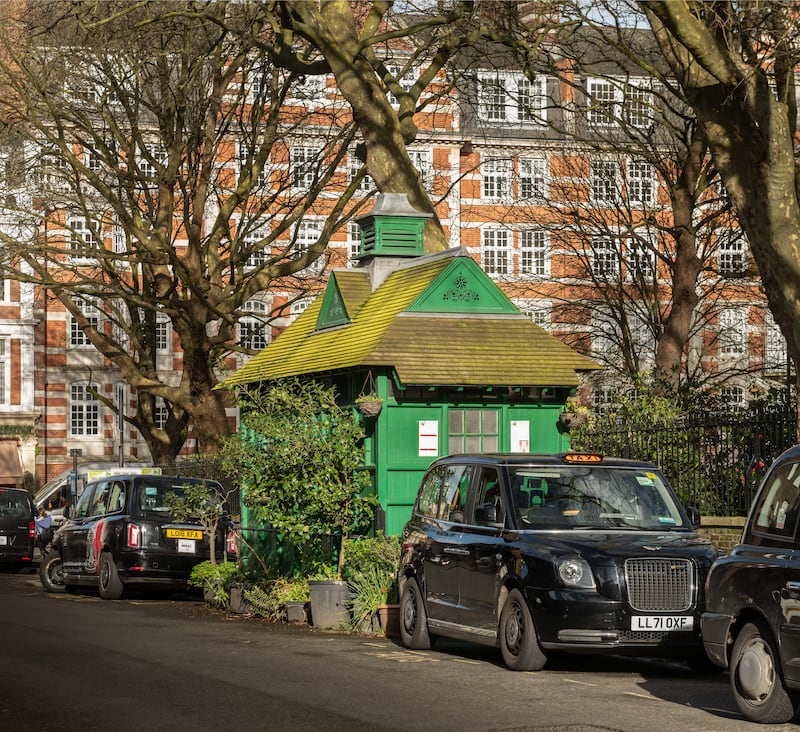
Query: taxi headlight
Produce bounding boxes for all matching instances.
[556,557,596,589]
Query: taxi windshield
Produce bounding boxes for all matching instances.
[510,466,688,530]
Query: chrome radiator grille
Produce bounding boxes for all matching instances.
[624,558,693,612]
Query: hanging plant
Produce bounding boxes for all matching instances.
[356,393,383,417]
[356,370,383,417]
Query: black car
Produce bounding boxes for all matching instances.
[0,486,35,570]
[39,474,236,599]
[702,444,800,724]
[399,452,717,671]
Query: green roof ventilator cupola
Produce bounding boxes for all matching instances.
[354,193,431,260]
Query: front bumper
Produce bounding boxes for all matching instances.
[533,589,703,655]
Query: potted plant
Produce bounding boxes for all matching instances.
[559,396,590,430]
[223,379,377,629]
[245,576,310,622]
[345,533,401,636]
[188,560,240,607]
[355,393,383,417]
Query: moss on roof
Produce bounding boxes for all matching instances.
[222,248,598,388]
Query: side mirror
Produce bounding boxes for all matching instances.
[687,505,701,529]
[63,505,71,520]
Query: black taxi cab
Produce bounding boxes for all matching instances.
[39,474,236,599]
[399,452,717,671]
[702,444,800,724]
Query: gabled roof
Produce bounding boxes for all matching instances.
[222,247,598,388]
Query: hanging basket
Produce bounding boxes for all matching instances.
[357,399,383,417]
[356,370,382,417]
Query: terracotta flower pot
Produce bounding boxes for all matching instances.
[377,603,400,637]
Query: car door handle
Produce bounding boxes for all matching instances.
[444,547,470,556]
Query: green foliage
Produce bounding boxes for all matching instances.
[344,533,400,603]
[570,379,797,515]
[221,379,376,579]
[348,567,389,631]
[189,560,240,606]
[165,481,228,564]
[245,577,310,621]
[345,533,401,631]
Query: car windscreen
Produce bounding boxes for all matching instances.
[511,466,688,530]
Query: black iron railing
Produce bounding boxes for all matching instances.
[573,406,797,516]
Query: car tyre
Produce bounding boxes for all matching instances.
[730,620,799,724]
[98,551,124,600]
[499,588,547,671]
[39,551,65,593]
[399,577,431,650]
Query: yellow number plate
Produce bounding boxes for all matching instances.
[166,528,203,540]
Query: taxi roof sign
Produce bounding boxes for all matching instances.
[563,453,603,464]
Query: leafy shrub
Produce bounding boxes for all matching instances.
[189,560,240,605]
[246,577,310,621]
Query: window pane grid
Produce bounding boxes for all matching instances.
[520,229,548,275]
[71,383,100,436]
[482,229,510,275]
[519,157,547,200]
[591,160,617,202]
[482,158,511,199]
[627,160,654,205]
[448,409,500,453]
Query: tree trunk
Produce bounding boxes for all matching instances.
[286,1,448,252]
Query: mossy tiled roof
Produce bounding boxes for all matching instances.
[222,248,598,388]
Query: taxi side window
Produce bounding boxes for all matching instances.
[416,466,445,519]
[107,481,126,514]
[441,464,472,523]
[754,462,800,539]
[473,468,504,527]
[89,481,112,517]
[73,483,99,520]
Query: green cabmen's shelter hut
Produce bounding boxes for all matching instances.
[223,194,598,535]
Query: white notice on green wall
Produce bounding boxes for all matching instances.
[510,420,530,453]
[418,420,438,457]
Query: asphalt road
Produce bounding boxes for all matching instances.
[0,567,798,732]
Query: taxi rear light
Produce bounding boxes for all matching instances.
[28,521,35,538]
[127,523,141,548]
[226,529,238,554]
[563,453,603,464]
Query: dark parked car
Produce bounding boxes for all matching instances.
[399,452,717,671]
[0,486,35,570]
[39,474,236,599]
[702,444,800,724]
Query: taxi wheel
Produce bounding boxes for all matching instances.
[730,621,798,724]
[98,552,124,600]
[499,589,547,671]
[39,551,65,593]
[399,577,431,650]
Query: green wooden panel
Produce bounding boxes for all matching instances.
[407,257,519,315]
[382,404,444,468]
[315,275,350,330]
[386,504,415,536]
[385,467,425,503]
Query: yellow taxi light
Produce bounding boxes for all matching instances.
[563,453,603,464]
